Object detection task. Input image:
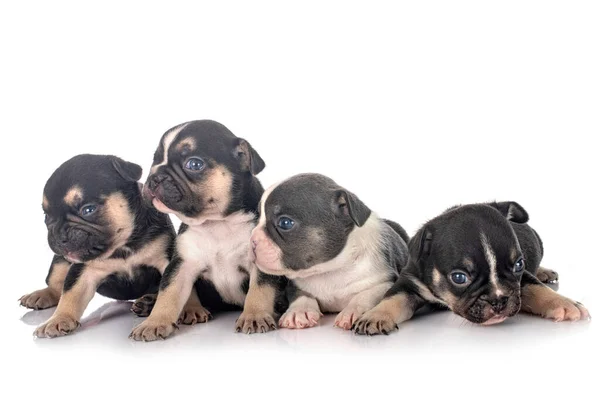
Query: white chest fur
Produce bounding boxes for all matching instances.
[293,215,391,313]
[177,212,256,306]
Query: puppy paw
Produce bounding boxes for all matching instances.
[20,288,59,310]
[352,309,398,336]
[334,306,365,330]
[540,298,590,322]
[178,304,212,325]
[235,311,277,334]
[536,267,559,284]
[129,318,178,341]
[131,294,157,317]
[279,309,321,329]
[34,314,80,338]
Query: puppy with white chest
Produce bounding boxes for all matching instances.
[251,173,410,330]
[353,202,591,335]
[22,154,175,338]
[130,120,285,341]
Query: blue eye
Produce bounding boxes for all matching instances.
[277,217,295,231]
[80,204,97,217]
[185,157,205,171]
[451,272,468,285]
[513,258,525,273]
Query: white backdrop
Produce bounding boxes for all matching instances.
[1,1,598,398]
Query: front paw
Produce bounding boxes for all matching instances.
[536,267,559,284]
[540,298,590,322]
[352,309,398,336]
[34,314,80,338]
[235,311,277,334]
[178,304,212,325]
[131,294,157,317]
[20,288,59,310]
[279,309,321,329]
[334,306,365,330]
[129,318,179,341]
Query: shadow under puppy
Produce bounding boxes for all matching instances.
[251,173,409,330]
[22,154,175,338]
[353,202,590,335]
[130,120,286,341]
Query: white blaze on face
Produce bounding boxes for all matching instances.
[150,122,190,174]
[480,232,504,296]
[256,180,283,230]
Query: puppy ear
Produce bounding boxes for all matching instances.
[334,190,371,227]
[409,227,433,264]
[488,201,529,224]
[112,157,143,182]
[234,138,265,175]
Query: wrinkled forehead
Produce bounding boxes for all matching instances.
[158,121,238,164]
[44,170,117,212]
[434,208,520,263]
[266,178,335,219]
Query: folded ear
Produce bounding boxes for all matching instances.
[334,189,371,227]
[112,157,143,182]
[234,138,266,175]
[487,201,529,224]
[408,227,433,265]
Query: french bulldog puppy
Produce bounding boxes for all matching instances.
[22,154,175,338]
[353,202,591,335]
[251,173,410,330]
[130,120,285,341]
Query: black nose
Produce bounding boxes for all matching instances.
[489,296,510,313]
[148,174,168,190]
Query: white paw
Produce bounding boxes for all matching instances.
[334,306,366,330]
[279,309,322,329]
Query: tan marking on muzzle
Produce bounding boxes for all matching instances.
[43,195,49,210]
[63,186,83,206]
[194,165,233,215]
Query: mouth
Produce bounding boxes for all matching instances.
[64,252,83,264]
[481,315,508,326]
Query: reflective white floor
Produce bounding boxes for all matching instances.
[5,279,598,399]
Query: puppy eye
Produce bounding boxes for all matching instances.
[450,272,469,285]
[277,216,295,231]
[185,157,205,171]
[80,204,97,217]
[513,258,525,273]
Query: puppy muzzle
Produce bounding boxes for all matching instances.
[464,294,521,325]
[49,227,107,263]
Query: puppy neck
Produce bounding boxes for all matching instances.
[184,210,256,231]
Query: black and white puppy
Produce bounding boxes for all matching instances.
[353,202,591,335]
[251,173,409,330]
[130,120,285,341]
[23,154,175,338]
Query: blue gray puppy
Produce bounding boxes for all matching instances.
[251,173,409,330]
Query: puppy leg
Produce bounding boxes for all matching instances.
[20,256,70,310]
[178,289,212,325]
[235,269,280,334]
[535,267,559,284]
[520,271,590,321]
[279,295,322,329]
[353,276,425,336]
[335,282,392,330]
[34,264,98,338]
[130,258,197,341]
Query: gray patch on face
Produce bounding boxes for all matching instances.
[263,173,370,271]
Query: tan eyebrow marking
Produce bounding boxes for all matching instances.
[63,186,83,207]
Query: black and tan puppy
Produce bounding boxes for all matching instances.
[21,154,175,338]
[130,120,285,341]
[353,202,590,335]
[251,174,409,330]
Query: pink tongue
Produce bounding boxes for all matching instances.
[482,316,508,326]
